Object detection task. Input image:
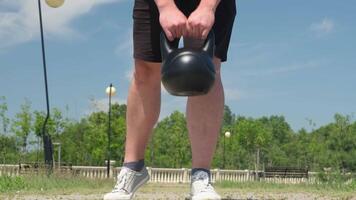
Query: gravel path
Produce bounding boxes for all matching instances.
[2,184,355,200]
[3,192,356,200]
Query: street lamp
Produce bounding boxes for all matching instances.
[37,0,64,173]
[45,0,65,8]
[223,131,231,169]
[106,84,116,178]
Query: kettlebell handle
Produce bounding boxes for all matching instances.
[160,33,176,60]
[160,31,215,60]
[202,31,215,58]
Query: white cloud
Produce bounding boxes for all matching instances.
[240,60,324,77]
[160,96,186,120]
[125,69,133,81]
[115,28,132,56]
[86,97,126,115]
[0,0,125,48]
[225,88,242,101]
[310,18,334,36]
[85,94,187,122]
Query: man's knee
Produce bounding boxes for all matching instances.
[133,59,161,84]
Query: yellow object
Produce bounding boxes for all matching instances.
[106,86,117,96]
[225,131,231,138]
[45,0,65,8]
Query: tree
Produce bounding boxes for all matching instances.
[11,99,33,154]
[329,114,356,172]
[60,119,91,165]
[283,128,311,168]
[259,116,293,167]
[0,96,10,134]
[110,104,127,166]
[148,111,191,168]
[0,135,19,164]
[33,111,46,138]
[4,99,356,173]
[235,118,272,170]
[259,116,292,144]
[59,103,127,166]
[32,108,67,164]
[223,105,235,127]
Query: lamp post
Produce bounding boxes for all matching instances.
[37,0,64,173]
[106,84,116,178]
[45,0,65,8]
[223,131,231,169]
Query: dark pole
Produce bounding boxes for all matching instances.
[223,135,225,169]
[150,137,154,166]
[38,0,53,173]
[107,84,113,178]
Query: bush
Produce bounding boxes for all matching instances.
[0,176,26,193]
[317,171,353,184]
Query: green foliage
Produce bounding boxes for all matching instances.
[316,171,356,192]
[0,175,111,193]
[1,98,356,175]
[146,111,191,168]
[306,114,356,171]
[59,103,127,166]
[0,96,10,134]
[11,99,33,153]
[0,176,26,193]
[216,180,356,194]
[223,105,235,126]
[0,135,20,164]
[260,116,293,144]
[235,118,271,151]
[33,108,67,138]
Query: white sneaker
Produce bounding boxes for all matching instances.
[190,171,221,200]
[103,167,149,200]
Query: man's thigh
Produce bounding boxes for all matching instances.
[133,0,162,63]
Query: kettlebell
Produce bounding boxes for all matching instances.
[160,31,216,96]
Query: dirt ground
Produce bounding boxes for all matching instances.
[3,192,356,200]
[2,184,356,200]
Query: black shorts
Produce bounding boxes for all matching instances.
[133,0,237,62]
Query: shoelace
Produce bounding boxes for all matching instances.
[200,183,214,193]
[194,179,214,193]
[112,169,133,193]
[192,172,208,181]
[192,172,214,193]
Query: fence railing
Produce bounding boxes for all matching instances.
[0,164,318,184]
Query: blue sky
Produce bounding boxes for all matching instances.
[1,0,355,131]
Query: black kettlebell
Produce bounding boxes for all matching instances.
[160,31,216,96]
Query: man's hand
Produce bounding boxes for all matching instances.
[157,3,187,41]
[187,6,215,39]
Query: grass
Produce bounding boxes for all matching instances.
[0,174,113,194]
[216,181,356,198]
[0,175,355,199]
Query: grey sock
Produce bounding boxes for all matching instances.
[123,159,145,172]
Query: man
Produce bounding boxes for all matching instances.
[104,0,236,199]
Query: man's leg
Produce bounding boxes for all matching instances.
[104,59,161,200]
[187,57,224,169]
[124,59,162,162]
[187,58,223,200]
